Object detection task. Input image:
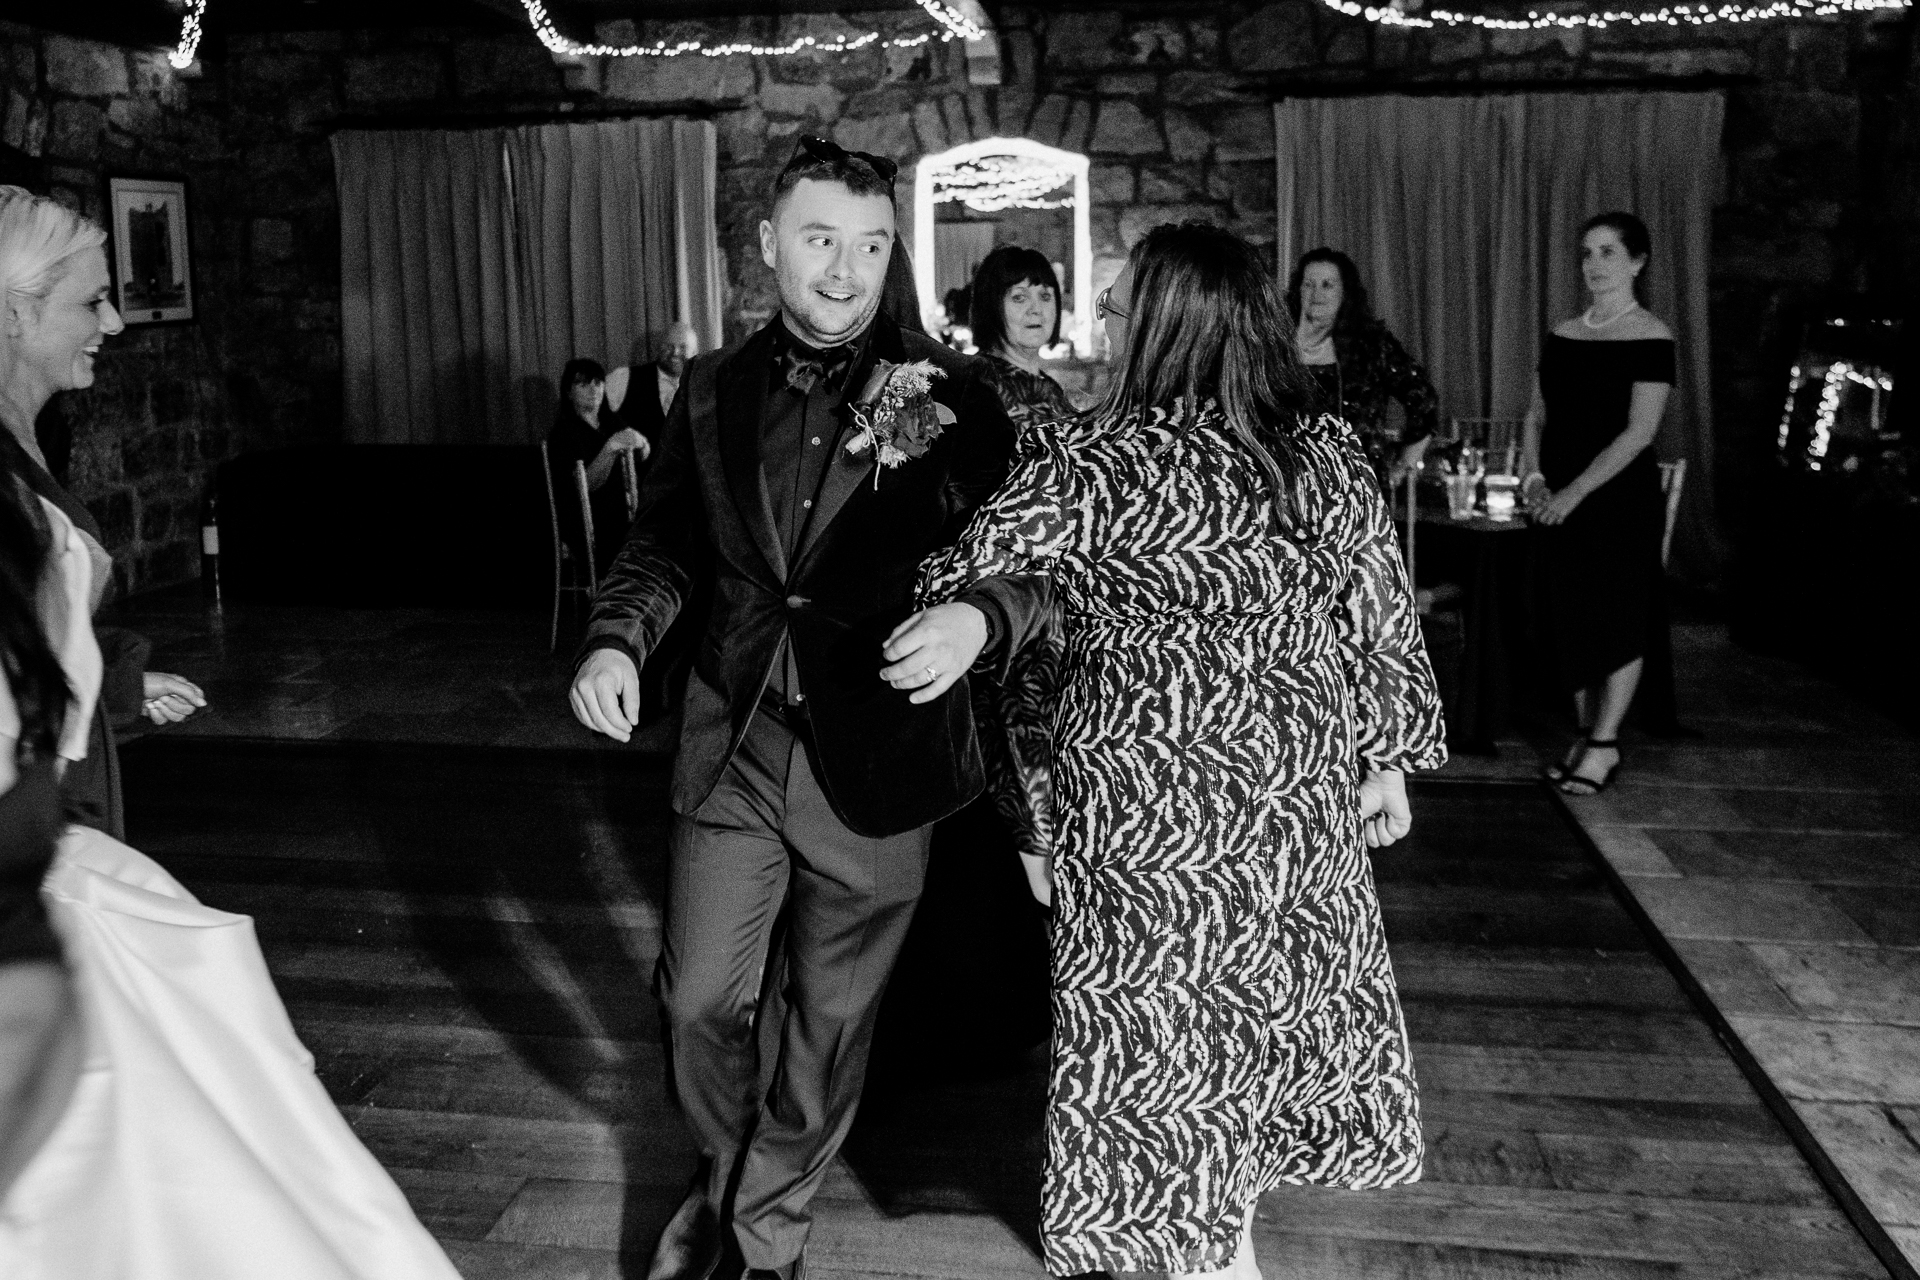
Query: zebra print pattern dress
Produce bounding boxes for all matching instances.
[919,399,1446,1277]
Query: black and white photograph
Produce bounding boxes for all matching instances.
[106,174,194,325]
[1,1,1916,1278]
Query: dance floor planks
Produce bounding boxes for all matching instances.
[120,740,1891,1280]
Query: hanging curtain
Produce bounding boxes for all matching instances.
[333,118,722,446]
[1275,92,1725,582]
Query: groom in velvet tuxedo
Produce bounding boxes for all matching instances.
[570,139,1033,1280]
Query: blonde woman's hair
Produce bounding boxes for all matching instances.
[0,185,107,307]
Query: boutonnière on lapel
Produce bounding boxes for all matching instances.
[846,359,957,488]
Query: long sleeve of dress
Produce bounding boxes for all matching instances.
[917,423,1084,651]
[1336,481,1448,772]
[1373,326,1442,445]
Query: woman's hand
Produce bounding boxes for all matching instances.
[880,603,988,705]
[607,428,648,457]
[1531,485,1585,526]
[1358,767,1412,849]
[142,672,206,724]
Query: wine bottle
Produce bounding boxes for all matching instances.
[200,487,221,604]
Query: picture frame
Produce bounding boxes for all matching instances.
[106,175,194,326]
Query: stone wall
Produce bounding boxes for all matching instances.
[0,23,240,593]
[2,5,1915,591]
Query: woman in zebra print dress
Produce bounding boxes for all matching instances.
[916,224,1446,1278]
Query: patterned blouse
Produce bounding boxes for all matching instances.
[1304,318,1442,480]
[976,352,1077,429]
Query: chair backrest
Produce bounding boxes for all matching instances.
[1658,458,1687,570]
[538,439,564,568]
[573,460,597,592]
[619,450,639,519]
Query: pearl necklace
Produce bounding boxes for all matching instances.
[1582,299,1640,330]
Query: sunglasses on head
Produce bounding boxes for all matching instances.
[789,135,900,187]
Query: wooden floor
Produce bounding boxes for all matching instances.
[122,738,1891,1280]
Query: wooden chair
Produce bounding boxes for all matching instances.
[1658,458,1687,570]
[539,440,596,653]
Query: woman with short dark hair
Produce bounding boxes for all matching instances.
[545,355,651,575]
[1287,246,1441,484]
[916,223,1445,1279]
[1522,211,1675,795]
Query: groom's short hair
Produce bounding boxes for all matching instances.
[772,137,896,217]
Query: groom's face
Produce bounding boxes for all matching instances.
[761,178,894,349]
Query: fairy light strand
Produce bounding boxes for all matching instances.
[169,0,207,69]
[516,0,980,58]
[1320,0,1906,30]
[935,154,1078,212]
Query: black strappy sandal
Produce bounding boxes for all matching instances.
[1541,736,1589,785]
[1557,739,1622,796]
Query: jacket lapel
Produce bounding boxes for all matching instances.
[793,319,902,570]
[715,326,786,583]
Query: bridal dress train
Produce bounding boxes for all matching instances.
[0,493,460,1280]
[0,825,464,1280]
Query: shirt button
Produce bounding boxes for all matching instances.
[811,436,822,445]
[802,499,813,509]
[786,595,806,609]
[794,693,806,702]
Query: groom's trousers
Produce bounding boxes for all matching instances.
[658,707,932,1270]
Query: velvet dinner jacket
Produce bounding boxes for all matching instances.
[582,316,1026,838]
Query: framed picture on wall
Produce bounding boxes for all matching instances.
[107,175,194,325]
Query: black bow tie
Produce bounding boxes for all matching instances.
[779,343,855,395]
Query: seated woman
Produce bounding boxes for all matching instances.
[1288,247,1441,486]
[546,357,651,576]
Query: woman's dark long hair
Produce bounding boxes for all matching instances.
[1285,246,1372,337]
[969,245,1063,356]
[554,357,608,432]
[0,452,67,761]
[1100,222,1312,531]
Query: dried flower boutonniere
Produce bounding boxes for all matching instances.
[846,359,957,488]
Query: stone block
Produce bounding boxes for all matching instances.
[604,51,754,105]
[2,87,31,153]
[1004,29,1038,87]
[123,430,182,482]
[7,42,36,90]
[1427,28,1488,64]
[1208,161,1276,218]
[761,80,844,121]
[940,94,973,147]
[1140,164,1201,203]
[994,88,1035,138]
[1089,163,1135,205]
[912,100,949,154]
[47,100,104,163]
[1324,22,1371,66]
[1212,105,1275,163]
[831,112,917,163]
[1061,98,1095,152]
[140,495,182,542]
[252,218,296,266]
[1186,20,1223,67]
[1045,12,1127,70]
[1120,203,1223,246]
[106,96,163,139]
[1089,100,1159,155]
[128,52,189,109]
[718,107,769,162]
[1163,106,1211,163]
[1027,94,1069,147]
[45,35,128,98]
[1225,4,1318,72]
[344,50,445,107]
[1126,20,1188,66]
[1594,46,1753,78]
[1164,71,1259,107]
[91,490,134,547]
[453,40,562,101]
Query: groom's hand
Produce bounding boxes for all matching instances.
[881,604,988,706]
[570,648,641,742]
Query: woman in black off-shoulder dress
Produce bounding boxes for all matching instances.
[1522,212,1676,796]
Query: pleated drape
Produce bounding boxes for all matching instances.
[333,118,721,447]
[1275,92,1726,582]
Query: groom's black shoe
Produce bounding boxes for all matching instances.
[645,1184,724,1280]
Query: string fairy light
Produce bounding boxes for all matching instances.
[1317,0,1906,31]
[934,154,1077,212]
[168,0,207,69]
[515,0,982,58]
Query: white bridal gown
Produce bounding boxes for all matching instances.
[0,499,462,1280]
